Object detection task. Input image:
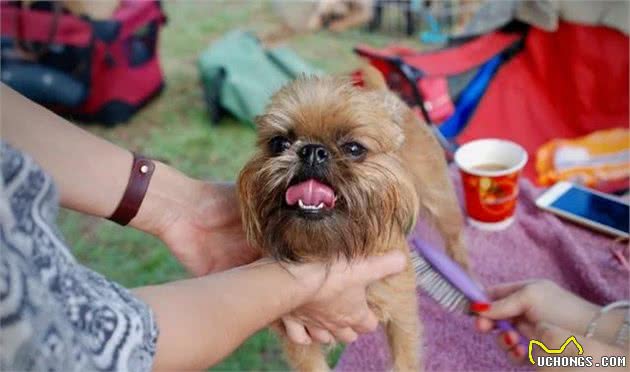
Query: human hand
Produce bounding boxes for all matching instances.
[133,171,259,276]
[159,181,260,275]
[472,280,600,362]
[281,251,407,345]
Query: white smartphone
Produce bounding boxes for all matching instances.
[535,181,629,238]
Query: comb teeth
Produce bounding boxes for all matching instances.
[411,251,469,313]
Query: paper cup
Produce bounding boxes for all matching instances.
[454,139,528,231]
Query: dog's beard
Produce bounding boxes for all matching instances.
[239,152,414,263]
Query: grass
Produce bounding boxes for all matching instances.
[59,1,416,370]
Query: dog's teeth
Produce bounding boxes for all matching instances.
[297,199,324,210]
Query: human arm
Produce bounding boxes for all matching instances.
[472,280,628,363]
[133,251,406,370]
[1,83,257,275]
[2,83,136,220]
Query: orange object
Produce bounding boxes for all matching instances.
[536,128,629,188]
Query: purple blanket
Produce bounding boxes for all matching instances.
[336,172,629,372]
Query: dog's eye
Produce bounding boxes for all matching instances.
[268,136,292,155]
[341,141,367,159]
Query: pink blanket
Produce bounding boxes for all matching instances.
[336,171,629,372]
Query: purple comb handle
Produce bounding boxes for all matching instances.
[411,237,528,348]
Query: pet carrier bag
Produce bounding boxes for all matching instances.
[355,22,628,183]
[1,1,166,125]
[354,28,525,153]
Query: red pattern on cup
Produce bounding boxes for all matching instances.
[460,170,521,223]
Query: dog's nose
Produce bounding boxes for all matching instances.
[299,144,329,166]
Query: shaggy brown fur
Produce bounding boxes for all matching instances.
[238,67,468,371]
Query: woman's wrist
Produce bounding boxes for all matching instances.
[245,259,323,307]
[128,161,200,237]
[286,262,327,302]
[586,304,628,345]
[246,259,322,308]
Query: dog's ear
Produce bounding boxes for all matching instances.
[360,65,408,128]
[360,65,388,91]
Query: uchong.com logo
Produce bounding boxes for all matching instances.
[528,335,627,368]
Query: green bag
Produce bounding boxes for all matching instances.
[198,30,320,127]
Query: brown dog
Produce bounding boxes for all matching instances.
[238,67,468,371]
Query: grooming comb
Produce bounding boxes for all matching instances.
[410,237,528,348]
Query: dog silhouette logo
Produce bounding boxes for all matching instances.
[528,335,584,365]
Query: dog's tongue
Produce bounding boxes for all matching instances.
[285,179,335,208]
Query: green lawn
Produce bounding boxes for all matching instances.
[59,1,416,370]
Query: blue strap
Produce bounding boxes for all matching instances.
[437,54,504,139]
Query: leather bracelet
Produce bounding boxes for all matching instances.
[108,153,156,226]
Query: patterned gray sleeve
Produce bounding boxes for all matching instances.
[0,143,159,372]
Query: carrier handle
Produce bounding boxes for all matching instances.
[14,1,62,61]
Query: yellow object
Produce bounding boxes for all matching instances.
[528,335,584,365]
[536,128,630,187]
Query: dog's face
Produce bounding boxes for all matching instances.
[238,76,419,262]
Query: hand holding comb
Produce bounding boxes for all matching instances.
[410,237,529,349]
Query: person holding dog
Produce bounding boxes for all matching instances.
[0,83,406,371]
